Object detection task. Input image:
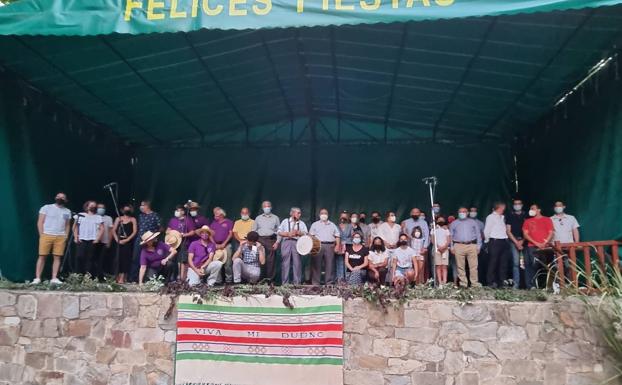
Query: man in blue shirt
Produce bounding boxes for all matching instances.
[449,207,482,288]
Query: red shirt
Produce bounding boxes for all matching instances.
[522,216,554,247]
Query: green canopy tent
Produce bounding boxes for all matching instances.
[0,0,621,281]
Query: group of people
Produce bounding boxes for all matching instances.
[34,193,580,289]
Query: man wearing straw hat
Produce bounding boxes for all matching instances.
[138,231,177,286]
[187,226,224,286]
[210,207,234,283]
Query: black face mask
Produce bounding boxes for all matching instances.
[339,218,348,224]
[55,198,65,206]
[359,217,366,223]
[123,209,133,215]
[371,217,380,224]
[398,240,408,247]
[437,221,445,226]
[373,244,382,250]
[411,215,419,220]
[88,207,97,213]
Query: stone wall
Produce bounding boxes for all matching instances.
[0,290,618,385]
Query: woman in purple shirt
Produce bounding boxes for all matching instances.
[138,231,177,286]
[167,204,196,282]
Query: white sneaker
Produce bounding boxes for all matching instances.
[31,278,41,284]
[50,278,63,285]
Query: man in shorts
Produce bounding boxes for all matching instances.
[34,192,71,284]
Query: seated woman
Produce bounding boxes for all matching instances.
[232,231,265,284]
[392,234,417,286]
[138,231,177,286]
[345,232,369,285]
[187,226,224,286]
[367,237,389,284]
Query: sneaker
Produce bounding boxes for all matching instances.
[50,278,63,285]
[31,278,41,285]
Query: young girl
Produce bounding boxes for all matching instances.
[368,237,389,284]
[392,234,417,286]
[410,226,426,284]
[431,217,451,287]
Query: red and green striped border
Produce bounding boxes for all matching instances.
[176,352,342,365]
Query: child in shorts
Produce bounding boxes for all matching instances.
[410,226,426,284]
[392,234,417,286]
[431,217,451,286]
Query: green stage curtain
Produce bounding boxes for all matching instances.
[0,72,133,282]
[132,143,514,226]
[519,77,622,241]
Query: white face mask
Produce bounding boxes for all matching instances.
[190,210,198,217]
[469,212,477,218]
[554,206,564,214]
[528,209,537,217]
[433,207,440,214]
[414,232,421,238]
[353,238,362,244]
[175,210,183,218]
[263,207,271,214]
[388,215,396,223]
[241,214,250,220]
[350,217,358,224]
[458,212,467,220]
[319,214,328,221]
[513,204,523,212]
[96,208,105,216]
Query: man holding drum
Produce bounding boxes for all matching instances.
[309,208,341,285]
[277,207,308,284]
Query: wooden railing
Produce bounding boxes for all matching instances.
[553,240,621,289]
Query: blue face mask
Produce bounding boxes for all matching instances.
[96,208,105,215]
[263,207,271,214]
[353,238,362,244]
[458,212,467,220]
[433,207,440,214]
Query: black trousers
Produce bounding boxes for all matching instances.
[75,240,96,274]
[486,238,511,287]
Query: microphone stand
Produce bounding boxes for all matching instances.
[423,177,439,287]
[61,213,81,274]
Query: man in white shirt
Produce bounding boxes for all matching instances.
[309,208,341,285]
[277,207,308,284]
[551,201,580,243]
[34,192,72,284]
[483,202,511,288]
[95,203,114,280]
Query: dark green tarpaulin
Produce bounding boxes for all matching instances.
[0,0,620,35]
[0,71,133,281]
[520,69,622,242]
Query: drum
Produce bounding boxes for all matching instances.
[296,235,321,256]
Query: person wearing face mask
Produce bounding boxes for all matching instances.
[402,208,431,248]
[431,217,451,286]
[252,200,281,282]
[345,233,369,285]
[505,199,527,289]
[432,203,443,218]
[131,200,162,282]
[309,208,341,285]
[358,212,371,245]
[522,204,554,289]
[367,237,389,284]
[335,211,353,282]
[551,201,580,243]
[138,231,177,286]
[233,207,255,245]
[233,231,266,284]
[112,204,137,283]
[483,202,510,288]
[209,207,235,283]
[187,202,210,233]
[392,234,417,286]
[168,204,197,282]
[73,200,104,275]
[277,207,308,284]
[450,207,482,288]
[90,203,114,280]
[368,211,384,243]
[379,211,401,279]
[187,226,223,286]
[410,227,426,284]
[34,192,72,284]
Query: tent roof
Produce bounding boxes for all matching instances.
[0,4,621,146]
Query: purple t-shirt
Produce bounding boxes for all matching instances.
[209,218,233,243]
[167,216,196,234]
[140,242,171,269]
[188,240,216,267]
